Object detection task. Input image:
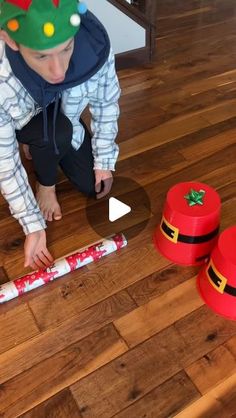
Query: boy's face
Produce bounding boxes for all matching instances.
[18,37,74,84]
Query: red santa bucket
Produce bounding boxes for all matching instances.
[154,182,221,266]
[197,226,236,320]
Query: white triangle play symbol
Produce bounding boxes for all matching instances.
[109,197,131,222]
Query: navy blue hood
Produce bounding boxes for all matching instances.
[5,11,110,153]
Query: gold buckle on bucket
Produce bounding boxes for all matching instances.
[207,261,227,294]
[160,216,179,244]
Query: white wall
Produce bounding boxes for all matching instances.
[86,0,146,54]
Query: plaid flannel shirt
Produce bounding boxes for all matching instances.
[0,42,121,235]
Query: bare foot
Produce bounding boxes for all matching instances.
[36,183,62,222]
[22,144,32,160]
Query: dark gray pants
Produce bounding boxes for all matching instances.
[16,102,96,197]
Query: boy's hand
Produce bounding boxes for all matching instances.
[95,169,113,199]
[24,230,54,270]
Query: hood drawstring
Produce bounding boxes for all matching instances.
[42,88,48,143]
[41,88,60,155]
[52,92,60,155]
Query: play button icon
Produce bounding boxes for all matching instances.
[109,197,131,222]
[86,176,151,241]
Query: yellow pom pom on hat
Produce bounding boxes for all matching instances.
[43,22,55,37]
[0,0,88,49]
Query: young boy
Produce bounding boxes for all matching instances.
[0,0,120,270]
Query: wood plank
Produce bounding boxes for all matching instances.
[182,69,236,95]
[218,181,236,204]
[143,146,236,216]
[28,242,169,328]
[70,326,188,418]
[198,167,236,196]
[0,291,135,384]
[0,324,127,417]
[157,13,236,45]
[112,371,200,418]
[21,389,82,418]
[185,344,236,395]
[160,62,236,103]
[0,303,39,355]
[120,78,187,105]
[159,7,214,20]
[114,277,203,347]
[27,233,170,330]
[220,198,236,232]
[179,126,236,160]
[174,373,236,418]
[71,306,236,418]
[154,43,236,86]
[158,88,231,121]
[117,131,236,190]
[199,98,236,124]
[119,113,210,160]
[0,266,9,285]
[225,335,236,358]
[127,264,198,305]
[216,80,236,95]
[118,82,226,141]
[174,305,236,367]
[120,76,165,96]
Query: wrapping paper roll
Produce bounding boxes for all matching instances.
[0,233,127,304]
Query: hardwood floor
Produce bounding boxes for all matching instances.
[1,1,236,416]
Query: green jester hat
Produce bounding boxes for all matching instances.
[0,0,88,49]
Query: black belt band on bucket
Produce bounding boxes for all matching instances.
[161,219,219,244]
[207,265,236,296]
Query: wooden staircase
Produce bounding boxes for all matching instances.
[108,0,157,69]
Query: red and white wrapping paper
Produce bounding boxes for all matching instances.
[0,233,127,304]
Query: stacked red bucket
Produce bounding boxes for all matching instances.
[154,181,221,266]
[154,181,236,320]
[197,226,236,320]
